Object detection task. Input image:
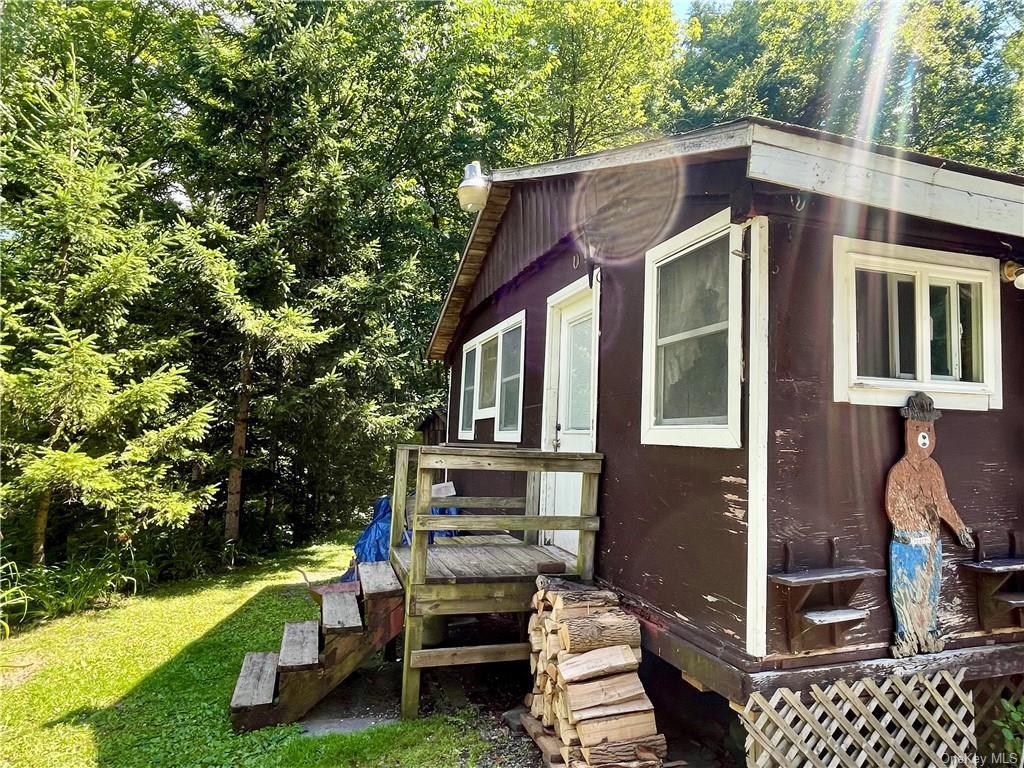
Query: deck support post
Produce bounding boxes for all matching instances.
[524,471,541,545]
[577,471,599,582]
[401,462,433,719]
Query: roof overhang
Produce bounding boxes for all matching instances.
[427,118,1024,361]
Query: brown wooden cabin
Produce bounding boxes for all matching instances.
[427,117,1024,705]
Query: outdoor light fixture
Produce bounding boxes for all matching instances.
[1001,260,1024,290]
[457,161,490,213]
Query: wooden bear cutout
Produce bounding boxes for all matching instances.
[885,392,973,658]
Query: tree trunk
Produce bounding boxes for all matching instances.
[264,433,278,523]
[224,346,253,542]
[31,488,52,565]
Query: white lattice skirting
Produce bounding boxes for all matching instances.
[739,670,977,767]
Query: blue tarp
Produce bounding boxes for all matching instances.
[343,495,457,580]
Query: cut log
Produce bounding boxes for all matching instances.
[551,604,620,622]
[530,652,539,674]
[546,632,563,660]
[570,761,660,768]
[550,589,618,610]
[564,672,645,712]
[558,718,580,746]
[558,610,640,654]
[576,711,658,747]
[558,645,640,684]
[568,693,653,724]
[536,575,594,593]
[581,734,668,763]
[559,745,584,764]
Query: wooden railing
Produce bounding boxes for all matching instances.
[388,444,603,581]
[390,444,603,719]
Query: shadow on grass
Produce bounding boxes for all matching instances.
[41,533,488,768]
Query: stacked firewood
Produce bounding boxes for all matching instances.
[521,576,669,768]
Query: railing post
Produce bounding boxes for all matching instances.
[577,471,599,583]
[401,463,434,719]
[524,470,541,545]
[390,446,412,553]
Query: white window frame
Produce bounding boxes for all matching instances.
[459,310,526,442]
[458,345,478,439]
[832,236,1002,411]
[641,208,743,449]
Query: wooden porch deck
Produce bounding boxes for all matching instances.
[389,445,603,719]
[392,537,577,584]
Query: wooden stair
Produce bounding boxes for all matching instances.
[229,560,405,731]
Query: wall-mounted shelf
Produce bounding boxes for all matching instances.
[960,537,1024,630]
[769,540,884,653]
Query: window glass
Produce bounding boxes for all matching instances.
[460,347,476,432]
[655,234,729,425]
[958,283,983,383]
[498,325,522,432]
[657,236,729,339]
[855,269,917,379]
[566,316,592,431]
[657,331,728,423]
[930,283,954,378]
[478,337,498,409]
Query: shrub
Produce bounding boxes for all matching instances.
[18,550,151,622]
[1,560,28,637]
[994,697,1024,757]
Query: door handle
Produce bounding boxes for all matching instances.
[553,422,562,452]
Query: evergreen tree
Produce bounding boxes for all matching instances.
[0,67,214,564]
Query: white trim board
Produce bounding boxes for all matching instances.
[745,217,770,659]
[747,127,1024,238]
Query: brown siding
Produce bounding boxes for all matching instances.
[447,158,755,654]
[764,196,1024,659]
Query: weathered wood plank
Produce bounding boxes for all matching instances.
[358,560,403,598]
[417,451,602,474]
[230,652,278,711]
[767,566,885,587]
[278,621,320,671]
[430,496,527,509]
[322,591,362,634]
[409,642,531,668]
[390,446,413,550]
[415,515,600,532]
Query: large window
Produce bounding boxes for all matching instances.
[833,237,1002,410]
[641,209,743,448]
[458,311,526,441]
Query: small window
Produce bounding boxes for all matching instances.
[459,346,477,438]
[497,324,523,438]
[458,311,526,442]
[641,209,743,448]
[834,237,1001,410]
[478,337,498,412]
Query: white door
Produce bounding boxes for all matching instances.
[541,281,597,554]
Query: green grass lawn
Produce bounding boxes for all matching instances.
[0,537,488,768]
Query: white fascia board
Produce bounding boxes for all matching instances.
[748,124,1024,238]
[492,123,753,184]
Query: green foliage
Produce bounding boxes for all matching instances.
[18,550,149,621]
[1,58,214,566]
[673,0,1024,172]
[995,697,1024,756]
[0,560,28,639]
[463,0,677,162]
